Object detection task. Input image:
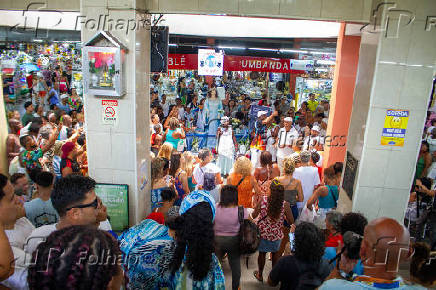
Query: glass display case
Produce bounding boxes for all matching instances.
[83,31,127,97]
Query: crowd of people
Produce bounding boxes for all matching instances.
[150,80,329,172]
[1,72,435,289]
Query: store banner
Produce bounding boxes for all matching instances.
[225,55,298,73]
[198,49,224,76]
[168,54,198,70]
[168,54,306,73]
[380,109,409,146]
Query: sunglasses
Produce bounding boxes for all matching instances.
[272,178,282,186]
[65,197,98,212]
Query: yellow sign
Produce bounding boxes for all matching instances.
[380,109,409,146]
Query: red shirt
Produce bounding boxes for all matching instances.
[325,233,343,248]
[146,212,165,225]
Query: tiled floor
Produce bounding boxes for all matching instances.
[221,252,278,290]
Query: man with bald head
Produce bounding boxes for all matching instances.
[320,217,425,289]
[59,115,72,141]
[7,119,22,165]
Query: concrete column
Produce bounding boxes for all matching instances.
[0,75,8,175]
[347,0,436,222]
[323,23,361,169]
[81,0,151,225]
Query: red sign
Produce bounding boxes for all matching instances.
[167,54,305,74]
[168,54,197,70]
[225,55,300,73]
[105,106,116,117]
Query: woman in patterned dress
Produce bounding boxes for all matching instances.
[252,179,294,283]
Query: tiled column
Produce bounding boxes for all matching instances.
[81,0,151,225]
[348,0,436,222]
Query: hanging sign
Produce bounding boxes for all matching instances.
[198,49,224,76]
[102,99,119,125]
[380,109,409,146]
[290,59,315,71]
[225,55,294,73]
[168,54,198,70]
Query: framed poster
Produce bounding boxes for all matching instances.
[95,183,129,231]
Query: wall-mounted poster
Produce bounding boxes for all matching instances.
[95,183,129,231]
[380,109,409,147]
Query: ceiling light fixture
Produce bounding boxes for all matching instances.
[218,46,245,50]
[248,48,279,52]
[279,49,308,54]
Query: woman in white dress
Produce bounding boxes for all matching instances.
[217,117,238,177]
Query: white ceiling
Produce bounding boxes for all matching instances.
[158,14,341,38]
[0,10,341,39]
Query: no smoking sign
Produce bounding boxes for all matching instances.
[102,99,119,125]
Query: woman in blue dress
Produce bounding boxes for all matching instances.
[205,87,223,149]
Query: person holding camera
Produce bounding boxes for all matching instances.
[320,217,425,289]
[323,212,368,276]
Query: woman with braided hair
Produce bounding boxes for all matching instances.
[28,225,123,290]
[166,190,225,289]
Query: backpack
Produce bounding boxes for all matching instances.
[295,262,323,290]
[238,206,260,255]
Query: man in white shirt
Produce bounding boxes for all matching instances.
[303,125,325,151]
[293,151,320,211]
[161,94,170,118]
[192,148,222,203]
[276,117,299,174]
[25,174,99,255]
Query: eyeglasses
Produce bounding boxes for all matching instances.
[65,197,98,212]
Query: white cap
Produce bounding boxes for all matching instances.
[19,123,31,138]
[257,111,267,118]
[312,125,320,132]
[284,117,293,122]
[60,93,69,100]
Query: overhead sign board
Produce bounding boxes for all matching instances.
[198,49,224,76]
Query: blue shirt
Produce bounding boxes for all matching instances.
[320,277,425,289]
[319,185,339,209]
[49,88,59,105]
[323,247,364,275]
[57,102,71,114]
[24,198,59,228]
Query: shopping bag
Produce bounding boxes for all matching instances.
[298,203,317,223]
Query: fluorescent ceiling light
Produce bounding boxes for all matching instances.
[33,39,43,42]
[317,60,336,65]
[169,43,178,47]
[280,49,308,54]
[309,51,336,55]
[248,48,278,52]
[218,46,245,50]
